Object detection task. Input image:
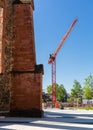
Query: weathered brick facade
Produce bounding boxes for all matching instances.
[0,0,43,117]
[0,8,3,72]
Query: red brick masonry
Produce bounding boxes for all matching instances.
[0,0,43,117]
[10,2,44,117]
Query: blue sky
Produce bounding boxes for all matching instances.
[34,0,93,93]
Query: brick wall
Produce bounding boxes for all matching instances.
[0,8,3,73]
[9,2,44,117]
[0,0,43,117]
[0,0,13,111]
[12,4,36,71]
[11,72,42,110]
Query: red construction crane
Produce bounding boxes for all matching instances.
[48,18,78,107]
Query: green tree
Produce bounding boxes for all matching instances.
[71,80,82,98]
[47,85,52,95]
[56,84,67,102]
[83,74,93,99]
[47,84,67,102]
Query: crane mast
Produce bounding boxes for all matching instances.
[48,18,77,107]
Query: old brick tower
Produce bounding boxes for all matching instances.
[0,0,43,117]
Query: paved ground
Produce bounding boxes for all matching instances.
[0,108,93,130]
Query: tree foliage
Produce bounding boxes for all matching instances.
[47,84,67,102]
[83,74,93,99]
[56,84,67,102]
[42,92,51,102]
[46,74,93,102]
[71,80,82,98]
[47,85,52,95]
